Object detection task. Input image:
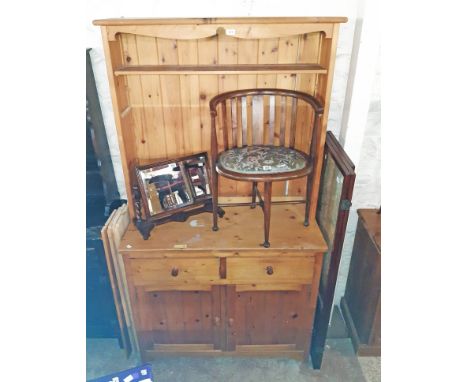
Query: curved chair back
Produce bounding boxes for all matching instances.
[210,88,324,158]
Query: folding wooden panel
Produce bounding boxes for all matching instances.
[101,204,139,357]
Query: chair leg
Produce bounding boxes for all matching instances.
[262,182,272,248]
[304,173,314,227]
[251,181,258,208]
[212,170,219,231]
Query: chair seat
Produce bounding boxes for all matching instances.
[217,145,308,175]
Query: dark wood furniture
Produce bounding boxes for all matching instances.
[209,88,324,247]
[119,204,327,362]
[341,208,381,356]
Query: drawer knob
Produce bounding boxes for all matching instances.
[214,316,221,326]
[171,267,179,277]
[266,266,274,275]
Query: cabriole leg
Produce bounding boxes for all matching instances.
[251,181,258,208]
[262,182,272,248]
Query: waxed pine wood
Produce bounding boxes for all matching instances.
[94,17,345,219]
[120,204,326,361]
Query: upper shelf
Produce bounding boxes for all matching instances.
[114,63,328,76]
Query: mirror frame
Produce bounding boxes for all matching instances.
[131,152,224,240]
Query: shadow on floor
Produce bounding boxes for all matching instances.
[86,337,370,382]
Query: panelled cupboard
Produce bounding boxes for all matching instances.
[94,17,348,363]
[120,205,327,361]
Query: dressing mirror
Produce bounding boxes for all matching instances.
[132,152,223,239]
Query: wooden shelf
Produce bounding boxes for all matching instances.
[114,63,327,76]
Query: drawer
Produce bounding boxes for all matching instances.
[226,257,315,284]
[130,258,220,288]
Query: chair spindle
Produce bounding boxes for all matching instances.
[221,100,228,150]
[289,97,298,148]
[252,95,263,145]
[268,95,275,145]
[241,96,248,147]
[279,96,287,146]
[230,98,238,148]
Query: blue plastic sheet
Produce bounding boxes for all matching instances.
[88,363,154,382]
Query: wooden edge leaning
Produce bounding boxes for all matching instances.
[101,204,140,357]
[107,204,140,356]
[101,209,131,355]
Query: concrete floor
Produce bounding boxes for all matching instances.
[86,338,380,382]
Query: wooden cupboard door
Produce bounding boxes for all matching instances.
[131,285,224,354]
[310,131,356,369]
[225,285,316,359]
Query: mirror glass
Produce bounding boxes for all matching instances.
[316,152,344,291]
[184,155,211,198]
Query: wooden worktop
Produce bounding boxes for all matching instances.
[120,204,328,255]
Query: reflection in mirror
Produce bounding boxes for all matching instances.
[184,155,211,198]
[138,162,193,216]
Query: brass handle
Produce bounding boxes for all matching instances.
[214,316,221,326]
[266,266,274,275]
[171,267,179,277]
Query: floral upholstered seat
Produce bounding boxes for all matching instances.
[218,145,308,175]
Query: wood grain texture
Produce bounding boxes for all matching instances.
[115,63,327,75]
[98,19,342,211]
[96,18,344,362]
[274,35,299,195]
[118,205,325,360]
[131,258,220,286]
[217,33,238,195]
[177,39,203,155]
[100,206,140,356]
[226,257,315,284]
[101,210,130,355]
[107,206,131,324]
[122,215,322,360]
[120,204,327,253]
[103,23,337,42]
[156,38,185,157]
[134,35,167,160]
[289,32,322,197]
[94,17,348,26]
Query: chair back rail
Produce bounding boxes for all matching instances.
[210,89,324,160]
